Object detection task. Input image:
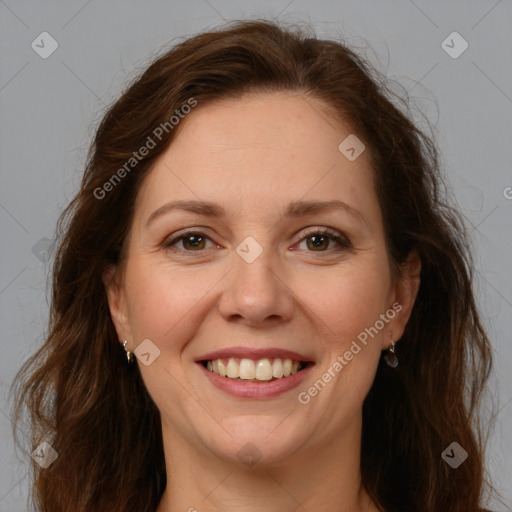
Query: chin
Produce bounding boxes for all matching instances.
[205,415,310,468]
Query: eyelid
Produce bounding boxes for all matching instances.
[297,226,345,240]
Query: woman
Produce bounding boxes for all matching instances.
[11,19,496,512]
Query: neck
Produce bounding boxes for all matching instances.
[156,415,381,512]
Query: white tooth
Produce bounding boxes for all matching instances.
[272,358,284,378]
[239,358,256,380]
[211,357,299,380]
[217,359,227,377]
[283,358,293,377]
[255,358,273,381]
[226,358,239,378]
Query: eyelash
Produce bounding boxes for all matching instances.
[162,228,352,255]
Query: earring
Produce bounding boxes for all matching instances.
[384,339,398,368]
[122,340,134,363]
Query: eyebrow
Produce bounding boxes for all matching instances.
[146,199,369,228]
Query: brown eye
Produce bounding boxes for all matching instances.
[308,234,331,251]
[297,229,351,252]
[181,234,206,250]
[164,232,213,251]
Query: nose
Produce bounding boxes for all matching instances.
[217,247,295,328]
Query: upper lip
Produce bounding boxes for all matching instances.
[196,346,315,362]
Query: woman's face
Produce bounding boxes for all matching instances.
[106,91,419,467]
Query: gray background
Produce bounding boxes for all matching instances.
[1,0,511,510]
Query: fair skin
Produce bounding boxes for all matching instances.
[105,91,421,512]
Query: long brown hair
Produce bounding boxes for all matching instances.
[11,19,495,512]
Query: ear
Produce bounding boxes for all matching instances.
[102,264,133,344]
[385,250,421,347]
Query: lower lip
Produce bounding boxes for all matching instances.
[198,363,314,399]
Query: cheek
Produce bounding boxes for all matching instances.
[124,258,223,342]
[294,263,390,420]
[294,258,392,347]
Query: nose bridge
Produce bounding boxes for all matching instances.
[218,234,295,324]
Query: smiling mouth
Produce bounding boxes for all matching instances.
[201,357,313,382]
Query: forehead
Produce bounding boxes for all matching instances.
[135,91,379,226]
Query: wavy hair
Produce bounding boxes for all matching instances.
[11,19,494,512]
